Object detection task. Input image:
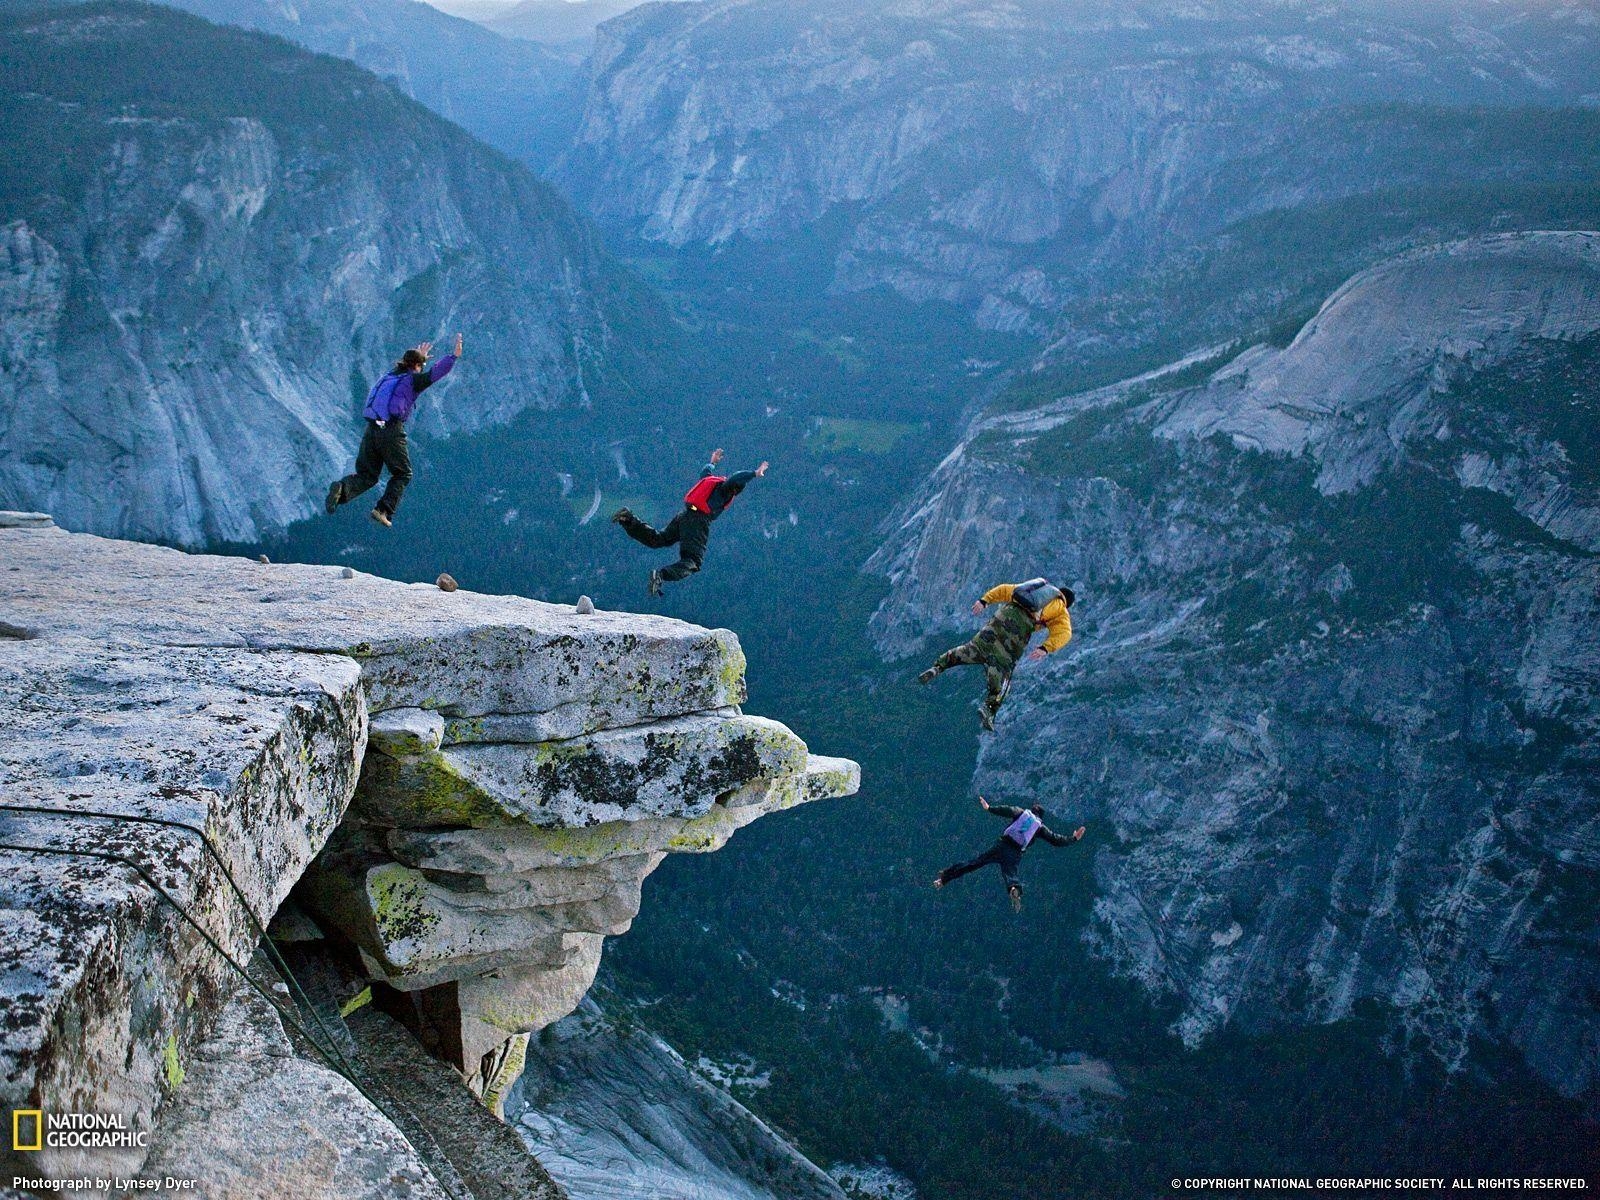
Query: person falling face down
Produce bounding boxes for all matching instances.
[933,797,1086,913]
[610,448,769,596]
[919,579,1075,731]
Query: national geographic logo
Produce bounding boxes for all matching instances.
[11,1110,149,1150]
[12,1110,41,1152]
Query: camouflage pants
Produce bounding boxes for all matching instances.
[927,607,1033,717]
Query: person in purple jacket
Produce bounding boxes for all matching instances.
[933,796,1086,912]
[326,333,462,527]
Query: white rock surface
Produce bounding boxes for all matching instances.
[511,998,848,1200]
[0,520,859,1191]
[140,983,452,1200]
[1157,232,1600,494]
[0,525,748,725]
[0,632,364,1185]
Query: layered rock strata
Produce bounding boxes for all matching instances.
[0,520,858,1189]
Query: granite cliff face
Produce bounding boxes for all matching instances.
[868,231,1600,1102]
[0,3,639,548]
[511,997,849,1200]
[556,0,1600,329]
[0,519,857,1195]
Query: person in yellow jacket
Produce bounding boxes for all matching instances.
[918,578,1074,731]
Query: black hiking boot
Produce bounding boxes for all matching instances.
[610,507,632,524]
[917,667,937,685]
[325,482,342,514]
[647,569,663,597]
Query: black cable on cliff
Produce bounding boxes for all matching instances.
[0,802,360,1084]
[0,827,476,1200]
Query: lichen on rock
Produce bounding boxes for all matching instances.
[0,521,859,1190]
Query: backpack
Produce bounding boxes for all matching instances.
[1010,578,1064,619]
[684,474,728,515]
[363,373,405,422]
[1004,810,1043,848]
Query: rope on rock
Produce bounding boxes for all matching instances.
[0,819,477,1200]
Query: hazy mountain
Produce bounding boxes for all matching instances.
[554,0,1600,329]
[164,0,579,163]
[481,0,659,51]
[0,1,665,546]
[869,230,1600,1103]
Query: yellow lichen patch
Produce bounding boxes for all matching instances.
[717,640,749,704]
[163,1032,185,1091]
[366,863,442,963]
[479,1032,530,1119]
[666,808,740,854]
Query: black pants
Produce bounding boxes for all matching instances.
[617,506,711,582]
[333,420,413,516]
[938,838,1024,894]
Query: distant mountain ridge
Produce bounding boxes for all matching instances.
[156,0,579,164]
[481,0,657,50]
[553,0,1600,330]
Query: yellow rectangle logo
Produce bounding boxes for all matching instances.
[12,1109,43,1151]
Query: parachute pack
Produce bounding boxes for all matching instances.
[363,373,405,422]
[684,474,729,514]
[1009,577,1064,619]
[1003,809,1043,848]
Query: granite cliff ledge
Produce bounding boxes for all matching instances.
[0,517,859,1196]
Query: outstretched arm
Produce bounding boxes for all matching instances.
[972,583,1014,616]
[978,796,1022,820]
[414,335,461,394]
[709,461,767,510]
[1037,823,1087,848]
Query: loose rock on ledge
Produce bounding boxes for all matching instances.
[0,522,861,1193]
[437,573,459,592]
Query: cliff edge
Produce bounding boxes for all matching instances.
[0,518,858,1196]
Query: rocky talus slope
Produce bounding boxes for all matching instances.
[0,519,856,1195]
[511,997,848,1200]
[868,231,1600,1103]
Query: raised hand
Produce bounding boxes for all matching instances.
[970,600,985,616]
[1027,647,1048,662]
[710,447,725,464]
[1073,826,1086,841]
[978,796,989,810]
[755,460,769,477]
[454,332,463,357]
[416,340,434,360]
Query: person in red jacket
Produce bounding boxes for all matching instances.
[934,797,1086,912]
[611,448,768,596]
